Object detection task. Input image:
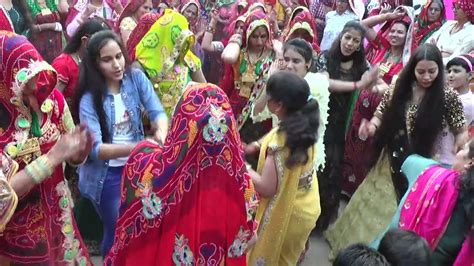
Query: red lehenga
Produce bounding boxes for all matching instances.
[0,31,90,265]
[105,83,257,265]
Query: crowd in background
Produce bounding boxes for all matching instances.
[0,0,472,265]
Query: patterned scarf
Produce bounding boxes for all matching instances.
[105,83,257,265]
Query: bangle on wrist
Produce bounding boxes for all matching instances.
[25,155,54,184]
[205,25,215,34]
[353,81,359,90]
[229,34,242,46]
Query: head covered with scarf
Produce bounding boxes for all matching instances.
[135,9,201,82]
[454,0,474,22]
[180,0,201,24]
[368,6,416,66]
[104,83,257,265]
[117,0,151,31]
[284,8,320,53]
[413,0,446,47]
[0,31,57,148]
[242,9,272,49]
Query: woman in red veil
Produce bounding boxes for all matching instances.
[105,83,257,265]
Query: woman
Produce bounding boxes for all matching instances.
[105,83,257,265]
[52,18,109,116]
[251,39,330,172]
[341,6,414,198]
[412,0,445,48]
[66,0,118,37]
[312,20,378,231]
[26,0,68,63]
[117,0,153,45]
[247,72,321,265]
[0,32,92,265]
[135,9,205,118]
[427,0,474,64]
[180,0,204,60]
[221,10,275,145]
[283,8,320,53]
[325,44,467,259]
[0,0,32,35]
[374,141,473,266]
[77,30,168,256]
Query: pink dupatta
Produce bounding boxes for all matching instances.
[399,166,471,264]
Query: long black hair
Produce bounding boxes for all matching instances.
[372,44,445,162]
[75,30,130,143]
[64,18,111,54]
[266,72,320,168]
[13,0,33,32]
[326,20,368,80]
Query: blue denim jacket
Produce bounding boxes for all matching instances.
[78,68,166,204]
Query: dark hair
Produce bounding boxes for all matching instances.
[459,141,474,228]
[13,0,33,32]
[392,20,410,33]
[447,54,474,73]
[334,243,390,266]
[64,18,110,54]
[327,20,368,80]
[76,30,130,143]
[378,229,431,266]
[0,103,10,130]
[373,44,445,166]
[284,38,313,65]
[266,72,320,168]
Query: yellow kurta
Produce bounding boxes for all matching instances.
[248,128,321,265]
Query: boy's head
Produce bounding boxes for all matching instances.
[333,243,389,266]
[378,229,431,266]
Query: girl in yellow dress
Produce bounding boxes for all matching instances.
[246,71,321,265]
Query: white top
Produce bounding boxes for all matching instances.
[320,10,359,51]
[436,90,472,166]
[251,72,331,170]
[427,21,474,65]
[109,94,134,167]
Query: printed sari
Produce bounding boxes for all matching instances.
[104,83,257,265]
[248,127,320,265]
[0,31,90,265]
[126,12,162,61]
[136,9,201,118]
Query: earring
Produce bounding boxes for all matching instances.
[356,46,360,51]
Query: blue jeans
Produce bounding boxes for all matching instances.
[95,166,123,256]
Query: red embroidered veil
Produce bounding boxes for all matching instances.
[105,83,257,265]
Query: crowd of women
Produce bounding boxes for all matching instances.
[0,0,472,265]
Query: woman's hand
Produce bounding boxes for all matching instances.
[358,118,377,141]
[50,125,93,164]
[244,141,261,155]
[359,66,379,90]
[154,128,167,146]
[453,129,468,154]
